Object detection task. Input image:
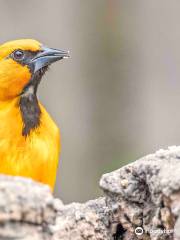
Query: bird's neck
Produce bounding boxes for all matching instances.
[0,87,42,137]
[19,86,41,136]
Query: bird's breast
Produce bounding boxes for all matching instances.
[0,98,60,189]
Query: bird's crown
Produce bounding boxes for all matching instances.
[0,39,42,60]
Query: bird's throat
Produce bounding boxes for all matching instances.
[19,86,41,136]
[19,67,48,136]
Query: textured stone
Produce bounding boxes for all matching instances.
[0,146,180,239]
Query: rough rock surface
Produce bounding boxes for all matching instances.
[0,146,180,239]
[100,146,180,240]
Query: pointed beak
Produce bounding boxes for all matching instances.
[31,46,69,73]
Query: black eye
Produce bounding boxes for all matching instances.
[13,50,24,60]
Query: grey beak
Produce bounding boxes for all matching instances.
[31,46,69,73]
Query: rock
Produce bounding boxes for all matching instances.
[1,146,180,239]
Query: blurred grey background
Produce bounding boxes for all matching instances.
[1,0,180,203]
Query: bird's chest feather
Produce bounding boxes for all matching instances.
[0,98,60,188]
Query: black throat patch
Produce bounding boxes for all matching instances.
[19,90,41,136]
[19,67,48,136]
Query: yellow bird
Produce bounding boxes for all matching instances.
[0,39,69,191]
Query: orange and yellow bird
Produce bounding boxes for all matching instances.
[0,39,69,191]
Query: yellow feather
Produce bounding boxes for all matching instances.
[0,98,60,190]
[0,39,62,191]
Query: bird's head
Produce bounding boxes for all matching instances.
[0,39,69,100]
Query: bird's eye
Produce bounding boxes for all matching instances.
[13,50,24,60]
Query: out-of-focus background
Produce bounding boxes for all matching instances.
[1,0,180,203]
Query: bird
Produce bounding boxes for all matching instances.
[0,39,69,191]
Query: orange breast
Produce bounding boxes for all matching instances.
[0,98,60,190]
